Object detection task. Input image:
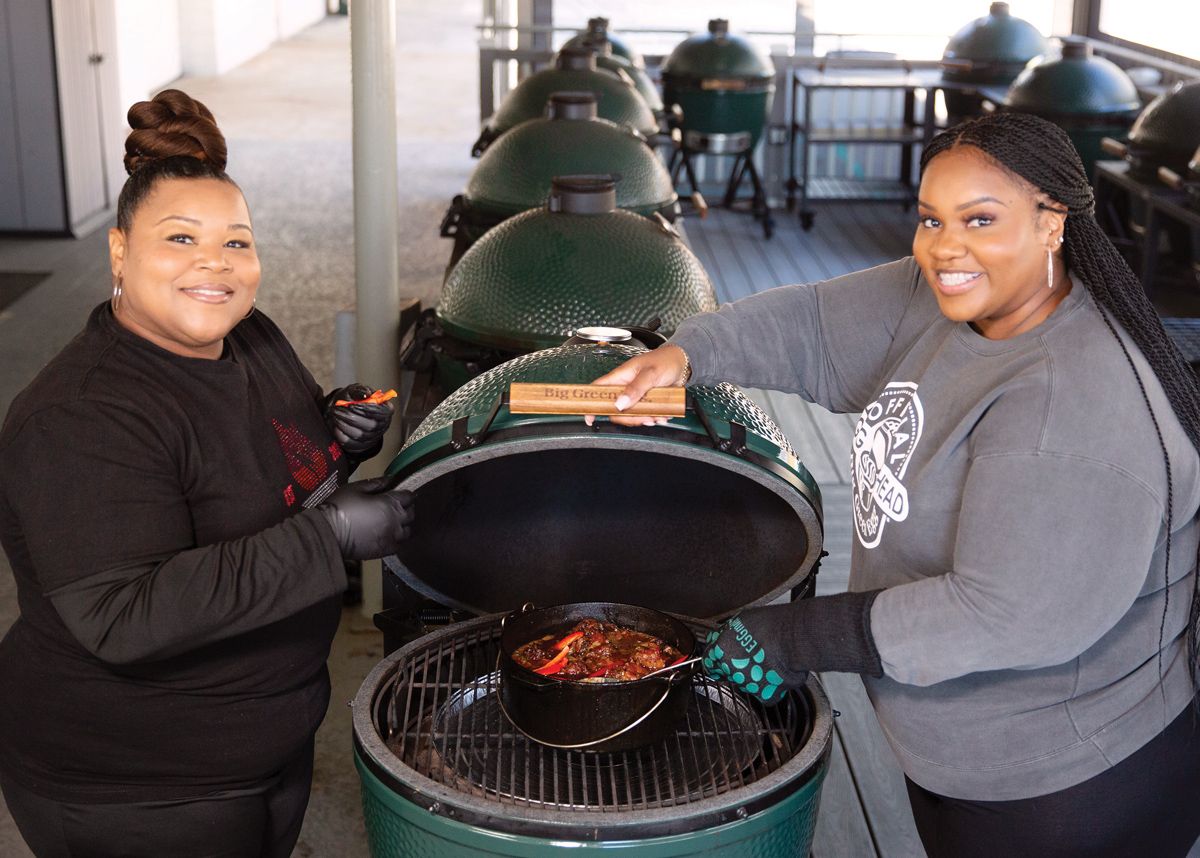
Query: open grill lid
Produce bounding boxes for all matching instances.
[465,93,677,219]
[439,176,715,352]
[1002,39,1140,117]
[384,340,823,620]
[942,2,1047,84]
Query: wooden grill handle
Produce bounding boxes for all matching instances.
[508,383,686,417]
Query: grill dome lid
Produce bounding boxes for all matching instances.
[439,175,715,352]
[1126,80,1200,179]
[661,19,775,83]
[1003,39,1140,116]
[384,340,823,619]
[587,47,665,114]
[562,16,645,69]
[476,50,658,155]
[465,93,677,220]
[942,2,1047,84]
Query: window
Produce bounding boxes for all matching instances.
[1094,0,1200,62]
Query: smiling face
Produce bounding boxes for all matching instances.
[108,177,260,359]
[913,146,1067,339]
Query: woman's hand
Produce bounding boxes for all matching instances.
[702,590,885,704]
[584,344,689,427]
[318,476,415,561]
[324,383,394,459]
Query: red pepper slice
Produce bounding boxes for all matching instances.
[668,654,687,667]
[554,631,585,651]
[587,661,618,679]
[334,389,398,407]
[533,647,569,676]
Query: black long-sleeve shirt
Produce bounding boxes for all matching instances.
[0,303,349,802]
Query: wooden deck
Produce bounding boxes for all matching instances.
[684,200,928,857]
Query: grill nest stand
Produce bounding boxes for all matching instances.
[669,131,774,239]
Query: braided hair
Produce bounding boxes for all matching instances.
[116,89,235,231]
[921,112,1200,691]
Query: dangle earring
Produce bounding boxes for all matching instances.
[111,275,123,312]
[1046,233,1063,290]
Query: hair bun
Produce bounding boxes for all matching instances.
[123,89,227,175]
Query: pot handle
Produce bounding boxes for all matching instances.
[495,670,677,751]
[498,602,537,631]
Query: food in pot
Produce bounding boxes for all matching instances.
[512,618,687,681]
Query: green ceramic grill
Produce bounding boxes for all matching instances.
[433,176,714,387]
[352,337,830,854]
[1121,80,1200,182]
[562,16,645,69]
[661,19,775,154]
[941,2,1047,118]
[1000,39,1141,179]
[441,93,678,270]
[473,48,658,157]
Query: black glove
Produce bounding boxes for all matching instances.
[702,590,884,704]
[324,383,394,464]
[318,476,415,561]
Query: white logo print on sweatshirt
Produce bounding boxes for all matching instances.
[851,382,924,549]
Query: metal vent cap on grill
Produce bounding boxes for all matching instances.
[383,341,822,620]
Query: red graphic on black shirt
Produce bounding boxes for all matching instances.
[272,419,329,491]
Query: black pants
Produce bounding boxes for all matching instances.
[907,703,1200,858]
[0,744,313,858]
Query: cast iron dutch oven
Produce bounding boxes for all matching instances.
[941,2,1046,118]
[382,336,824,750]
[999,38,1141,178]
[661,19,776,154]
[496,602,699,752]
[441,93,679,270]
[1100,80,1200,182]
[438,175,716,354]
[562,16,645,69]
[473,48,658,156]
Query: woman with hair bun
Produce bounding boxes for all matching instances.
[0,89,413,857]
[591,112,1200,856]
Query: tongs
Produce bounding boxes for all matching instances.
[639,655,703,680]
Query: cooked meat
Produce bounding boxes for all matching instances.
[512,618,686,682]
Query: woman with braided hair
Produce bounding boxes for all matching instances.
[591,112,1200,856]
[0,90,415,856]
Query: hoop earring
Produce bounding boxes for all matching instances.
[111,276,123,312]
[243,297,256,320]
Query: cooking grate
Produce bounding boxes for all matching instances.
[379,618,809,813]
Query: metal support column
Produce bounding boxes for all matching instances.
[351,0,401,616]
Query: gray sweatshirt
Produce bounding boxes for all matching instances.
[670,257,1199,801]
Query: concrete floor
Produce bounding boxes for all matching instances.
[0,8,477,856]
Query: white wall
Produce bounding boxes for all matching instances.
[178,0,325,76]
[276,0,326,40]
[113,0,182,113]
